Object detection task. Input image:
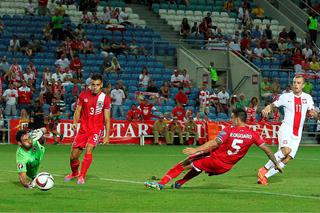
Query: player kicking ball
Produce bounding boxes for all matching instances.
[64,74,111,184]
[144,108,283,190]
[257,76,317,185]
[16,127,47,188]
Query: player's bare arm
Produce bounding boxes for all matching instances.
[261,103,276,118]
[259,144,283,173]
[183,138,222,155]
[103,109,110,144]
[18,172,35,188]
[72,105,82,130]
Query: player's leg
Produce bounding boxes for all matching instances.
[164,130,170,145]
[145,151,210,189]
[265,146,293,179]
[153,130,159,145]
[173,168,202,189]
[78,143,95,184]
[64,147,82,181]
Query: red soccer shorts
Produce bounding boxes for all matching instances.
[72,129,104,149]
[192,156,232,175]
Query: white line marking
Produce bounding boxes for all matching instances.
[2,170,319,201]
[218,189,320,200]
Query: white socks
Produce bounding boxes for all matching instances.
[265,162,286,178]
[264,150,285,170]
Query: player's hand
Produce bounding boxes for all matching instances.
[275,164,284,173]
[31,129,44,141]
[72,123,77,131]
[261,106,271,118]
[102,136,109,145]
[183,147,197,155]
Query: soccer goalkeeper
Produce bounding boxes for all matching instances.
[16,127,47,188]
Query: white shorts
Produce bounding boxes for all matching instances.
[278,126,301,158]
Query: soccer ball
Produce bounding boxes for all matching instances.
[35,172,54,191]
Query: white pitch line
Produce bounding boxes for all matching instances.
[218,189,320,201]
[2,170,319,201]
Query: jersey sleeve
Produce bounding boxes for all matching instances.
[16,154,27,173]
[308,95,315,110]
[273,93,286,108]
[253,132,265,146]
[216,127,230,143]
[103,95,111,110]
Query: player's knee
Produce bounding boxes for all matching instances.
[281,147,292,156]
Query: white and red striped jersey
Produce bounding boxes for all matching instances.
[274,92,314,137]
[199,89,210,107]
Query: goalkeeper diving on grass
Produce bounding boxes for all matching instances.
[16,127,47,188]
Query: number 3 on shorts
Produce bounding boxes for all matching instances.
[227,139,243,155]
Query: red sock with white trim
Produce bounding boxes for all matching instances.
[80,153,93,178]
[158,163,184,186]
[70,159,80,176]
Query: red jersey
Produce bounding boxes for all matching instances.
[211,126,264,165]
[246,107,256,122]
[18,86,32,104]
[77,90,111,133]
[175,92,188,105]
[126,108,142,121]
[139,103,155,121]
[172,106,186,121]
[70,58,82,71]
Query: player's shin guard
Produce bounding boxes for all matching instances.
[264,150,285,170]
[158,163,184,186]
[265,162,286,178]
[176,168,202,186]
[70,159,80,175]
[79,153,93,178]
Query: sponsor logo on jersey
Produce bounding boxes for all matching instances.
[18,163,23,169]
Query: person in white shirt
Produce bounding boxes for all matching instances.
[8,35,21,52]
[217,87,230,114]
[51,65,65,82]
[24,0,35,15]
[23,68,35,83]
[54,53,70,71]
[302,44,313,60]
[2,84,18,116]
[170,70,184,87]
[139,67,150,88]
[258,76,318,185]
[118,8,132,26]
[110,83,125,118]
[253,44,263,59]
[198,85,210,113]
[100,6,112,24]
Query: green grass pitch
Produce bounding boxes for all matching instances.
[0,144,319,212]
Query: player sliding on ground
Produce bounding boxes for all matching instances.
[16,127,47,188]
[64,74,111,185]
[258,76,317,185]
[144,108,283,190]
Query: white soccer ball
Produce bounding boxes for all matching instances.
[35,172,54,191]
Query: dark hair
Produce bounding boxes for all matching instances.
[232,108,247,122]
[91,74,103,81]
[16,130,28,142]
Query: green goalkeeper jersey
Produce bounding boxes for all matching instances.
[16,138,45,179]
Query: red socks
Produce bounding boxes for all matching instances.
[176,169,202,186]
[80,153,93,178]
[70,159,80,176]
[159,163,184,185]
